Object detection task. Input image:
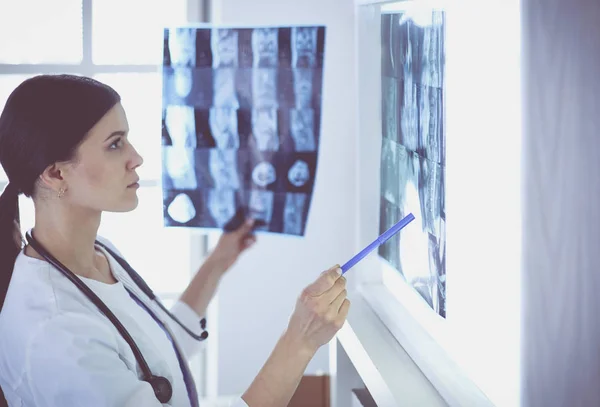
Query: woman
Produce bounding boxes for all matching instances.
[0,75,350,407]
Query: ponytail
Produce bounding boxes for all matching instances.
[0,183,21,311]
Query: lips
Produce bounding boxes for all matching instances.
[127,178,140,188]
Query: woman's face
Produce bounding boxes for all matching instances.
[57,103,143,213]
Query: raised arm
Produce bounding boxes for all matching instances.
[242,266,350,407]
[179,219,256,318]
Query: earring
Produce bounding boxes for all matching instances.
[57,188,65,199]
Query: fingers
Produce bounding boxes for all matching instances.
[321,275,346,304]
[234,218,256,236]
[330,286,347,312]
[242,235,256,249]
[326,294,350,333]
[336,299,351,325]
[305,265,342,296]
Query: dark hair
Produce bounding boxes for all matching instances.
[0,74,121,310]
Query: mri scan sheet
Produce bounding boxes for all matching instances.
[161,25,326,236]
[378,10,446,317]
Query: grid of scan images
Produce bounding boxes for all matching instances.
[378,10,446,317]
[161,26,325,236]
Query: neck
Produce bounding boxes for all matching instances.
[30,202,102,278]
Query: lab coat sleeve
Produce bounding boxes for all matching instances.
[25,313,164,407]
[167,300,206,359]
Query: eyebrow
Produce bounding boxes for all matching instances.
[105,130,127,142]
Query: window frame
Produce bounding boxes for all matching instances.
[0,0,162,188]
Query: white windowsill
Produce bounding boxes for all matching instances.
[337,286,494,407]
[336,292,446,407]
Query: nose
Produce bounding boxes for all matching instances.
[128,144,144,171]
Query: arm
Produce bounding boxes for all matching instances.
[242,266,350,407]
[26,314,163,407]
[171,221,256,359]
[179,219,256,317]
[178,253,227,319]
[167,254,229,359]
[241,331,315,407]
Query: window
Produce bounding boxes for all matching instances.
[0,0,83,65]
[354,0,453,385]
[0,0,210,391]
[355,1,522,406]
[0,0,190,284]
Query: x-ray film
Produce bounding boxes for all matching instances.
[378,10,446,317]
[161,25,325,236]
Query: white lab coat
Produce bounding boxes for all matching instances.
[0,236,248,407]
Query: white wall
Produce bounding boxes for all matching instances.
[206,0,600,404]
[521,1,600,406]
[210,0,358,396]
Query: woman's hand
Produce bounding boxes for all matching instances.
[209,218,257,272]
[241,265,350,407]
[284,265,350,353]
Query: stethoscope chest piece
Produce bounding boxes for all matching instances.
[149,375,173,403]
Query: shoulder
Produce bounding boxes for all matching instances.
[0,278,119,393]
[95,235,124,258]
[0,249,118,357]
[0,253,56,387]
[3,252,59,321]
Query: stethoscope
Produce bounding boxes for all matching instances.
[25,231,207,404]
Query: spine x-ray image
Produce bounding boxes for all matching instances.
[162,25,326,236]
[379,9,446,317]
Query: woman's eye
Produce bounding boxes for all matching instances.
[109,137,124,149]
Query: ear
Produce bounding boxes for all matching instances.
[38,162,68,192]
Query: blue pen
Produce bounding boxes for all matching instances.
[341,213,415,274]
